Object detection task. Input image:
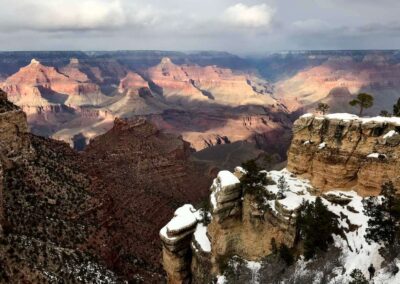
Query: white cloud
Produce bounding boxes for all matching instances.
[0,0,160,32]
[223,3,274,29]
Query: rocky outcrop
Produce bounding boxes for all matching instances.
[160,205,200,284]
[160,169,298,283]
[287,113,400,195]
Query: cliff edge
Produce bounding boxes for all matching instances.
[287,113,400,196]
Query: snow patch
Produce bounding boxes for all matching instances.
[383,130,398,139]
[165,204,197,235]
[300,113,400,126]
[367,153,387,159]
[218,170,240,188]
[194,223,211,253]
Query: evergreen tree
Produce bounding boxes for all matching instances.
[277,176,289,199]
[349,269,368,284]
[364,182,400,245]
[393,98,400,117]
[349,93,374,116]
[241,159,270,203]
[297,197,339,259]
[316,103,330,115]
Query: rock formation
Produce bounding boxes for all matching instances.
[160,168,298,283]
[146,57,276,107]
[0,59,107,112]
[287,113,400,195]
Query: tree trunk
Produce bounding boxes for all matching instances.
[359,106,364,117]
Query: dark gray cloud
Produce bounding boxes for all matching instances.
[0,0,398,53]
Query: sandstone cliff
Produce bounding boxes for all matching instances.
[287,113,400,196]
[160,169,299,283]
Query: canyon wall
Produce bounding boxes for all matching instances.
[0,89,33,228]
[287,113,400,196]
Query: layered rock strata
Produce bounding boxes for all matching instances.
[287,113,400,195]
[160,169,298,283]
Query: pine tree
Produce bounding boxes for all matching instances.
[349,93,374,116]
[349,269,368,284]
[241,159,270,203]
[297,197,339,259]
[277,176,289,199]
[316,103,330,115]
[364,182,400,245]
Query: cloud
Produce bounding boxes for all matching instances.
[222,3,274,29]
[0,0,160,32]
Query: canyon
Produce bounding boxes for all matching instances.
[0,91,211,282]
[2,50,400,283]
[160,113,400,283]
[2,50,400,167]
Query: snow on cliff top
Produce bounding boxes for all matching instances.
[217,170,240,188]
[165,204,198,234]
[300,113,400,125]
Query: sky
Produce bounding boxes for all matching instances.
[0,0,399,54]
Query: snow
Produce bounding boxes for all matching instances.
[367,153,387,159]
[300,113,400,126]
[383,130,398,139]
[218,170,240,188]
[216,275,227,284]
[300,113,314,118]
[303,140,311,145]
[258,168,392,283]
[234,166,247,175]
[325,113,360,121]
[246,261,262,284]
[318,142,326,149]
[193,223,211,253]
[165,204,197,234]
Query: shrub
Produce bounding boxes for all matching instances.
[349,269,368,284]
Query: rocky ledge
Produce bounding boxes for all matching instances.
[160,169,299,283]
[287,113,400,196]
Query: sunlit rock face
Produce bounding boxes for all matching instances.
[275,56,400,115]
[146,57,276,107]
[0,59,107,113]
[287,113,400,196]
